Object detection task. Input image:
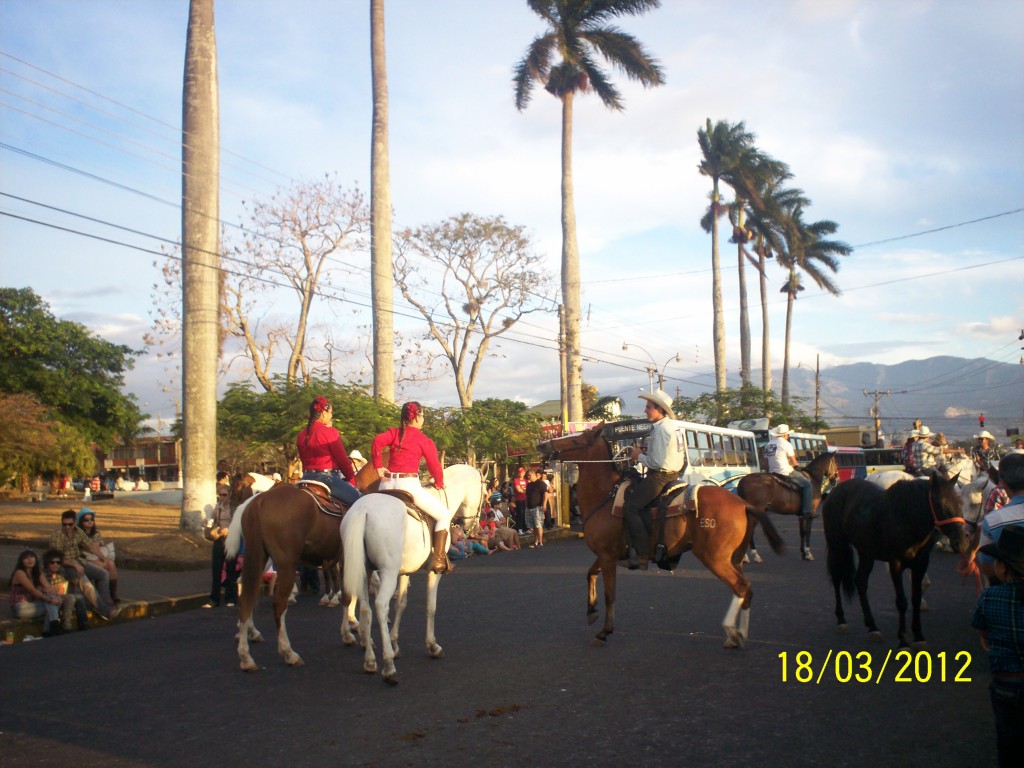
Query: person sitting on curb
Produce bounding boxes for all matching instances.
[8,549,72,637]
[42,550,89,632]
[49,509,118,619]
[77,509,121,604]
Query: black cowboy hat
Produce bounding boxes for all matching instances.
[980,524,1024,575]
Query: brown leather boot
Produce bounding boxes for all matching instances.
[430,529,452,574]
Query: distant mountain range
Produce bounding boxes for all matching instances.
[774,356,1024,444]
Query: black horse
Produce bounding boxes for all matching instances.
[822,473,968,648]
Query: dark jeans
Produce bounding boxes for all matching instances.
[302,470,361,505]
[210,537,239,605]
[991,679,1024,767]
[623,470,678,560]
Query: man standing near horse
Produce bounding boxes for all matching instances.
[764,425,814,520]
[372,401,452,574]
[297,396,361,505]
[621,390,686,571]
[969,452,1024,586]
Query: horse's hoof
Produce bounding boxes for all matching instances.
[363,661,378,674]
[868,631,883,641]
[251,632,265,644]
[723,627,745,648]
[285,654,305,667]
[802,551,815,561]
[590,636,607,647]
[920,599,929,612]
[319,595,330,606]
[724,637,739,649]
[383,674,399,686]
[586,611,598,626]
[911,640,928,651]
[837,623,849,634]
[240,660,259,672]
[429,646,445,659]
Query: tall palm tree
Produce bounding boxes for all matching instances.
[725,151,786,388]
[777,205,851,404]
[697,119,757,391]
[370,0,394,403]
[739,167,799,395]
[514,0,665,421]
[180,0,220,532]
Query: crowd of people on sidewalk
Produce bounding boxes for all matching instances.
[6,506,121,638]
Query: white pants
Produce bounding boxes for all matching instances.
[380,476,452,532]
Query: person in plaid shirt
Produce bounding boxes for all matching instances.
[49,509,117,619]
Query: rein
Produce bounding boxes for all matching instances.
[927,487,966,528]
[926,486,982,594]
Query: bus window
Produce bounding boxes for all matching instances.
[695,431,712,466]
[686,430,702,467]
[711,433,724,466]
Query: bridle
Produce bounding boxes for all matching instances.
[928,484,966,529]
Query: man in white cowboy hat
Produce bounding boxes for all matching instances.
[912,426,946,476]
[973,430,1001,474]
[348,449,368,472]
[764,424,813,519]
[620,389,686,570]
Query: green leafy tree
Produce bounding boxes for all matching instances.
[217,376,397,473]
[432,399,544,466]
[514,0,665,421]
[0,287,144,448]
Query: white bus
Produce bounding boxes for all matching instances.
[727,418,829,464]
[604,419,760,491]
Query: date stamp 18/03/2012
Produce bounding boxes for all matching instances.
[778,649,973,684]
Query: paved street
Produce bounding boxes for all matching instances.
[0,521,996,767]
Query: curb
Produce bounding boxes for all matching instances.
[1,593,209,644]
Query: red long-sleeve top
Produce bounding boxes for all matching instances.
[296,421,356,481]
[371,426,444,489]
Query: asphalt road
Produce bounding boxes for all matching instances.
[0,521,996,767]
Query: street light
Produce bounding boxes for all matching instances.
[622,343,681,392]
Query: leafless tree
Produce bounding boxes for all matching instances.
[394,213,556,408]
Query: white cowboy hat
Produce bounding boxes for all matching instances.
[349,449,367,465]
[770,424,791,437]
[918,426,933,438]
[910,430,921,439]
[978,430,995,441]
[638,390,676,420]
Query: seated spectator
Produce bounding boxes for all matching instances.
[49,509,117,619]
[134,477,150,491]
[478,511,498,538]
[41,550,88,632]
[8,549,72,636]
[77,509,120,604]
[449,525,470,561]
[488,524,521,552]
[115,474,132,492]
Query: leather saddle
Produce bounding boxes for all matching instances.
[770,470,809,493]
[296,480,349,517]
[372,489,434,527]
[612,478,700,520]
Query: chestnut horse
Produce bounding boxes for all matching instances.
[735,452,839,561]
[538,424,785,648]
[226,460,380,671]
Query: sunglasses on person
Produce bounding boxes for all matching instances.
[47,559,62,565]
[61,522,76,527]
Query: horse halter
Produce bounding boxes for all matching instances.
[928,486,966,529]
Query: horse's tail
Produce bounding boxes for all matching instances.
[341,500,369,600]
[747,508,786,555]
[822,496,856,600]
[225,495,254,559]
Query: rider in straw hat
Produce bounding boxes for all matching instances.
[620,390,686,570]
[973,430,1001,474]
[764,424,813,520]
[912,426,945,477]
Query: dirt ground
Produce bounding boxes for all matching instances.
[0,497,210,564]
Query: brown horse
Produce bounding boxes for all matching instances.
[227,460,380,671]
[736,452,839,561]
[538,424,785,648]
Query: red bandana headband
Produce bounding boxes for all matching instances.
[403,402,419,421]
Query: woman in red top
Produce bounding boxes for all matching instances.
[296,396,360,505]
[371,401,452,573]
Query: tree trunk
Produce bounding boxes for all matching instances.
[737,207,750,387]
[758,244,771,393]
[710,180,726,391]
[180,0,220,532]
[560,93,583,422]
[370,0,395,403]
[782,274,795,406]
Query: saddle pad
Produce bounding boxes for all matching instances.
[772,473,804,493]
[611,480,633,518]
[660,483,698,519]
[296,479,330,493]
[297,481,348,517]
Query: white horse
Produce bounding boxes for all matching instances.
[959,468,998,532]
[340,493,444,685]
[866,470,914,490]
[425,464,485,532]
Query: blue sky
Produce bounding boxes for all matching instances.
[1,0,1022,431]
